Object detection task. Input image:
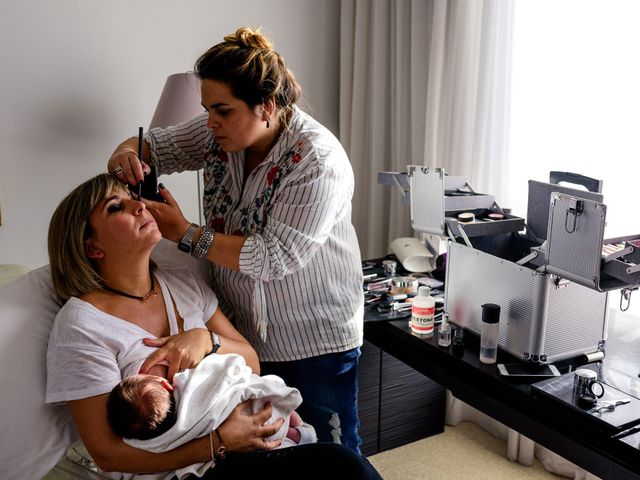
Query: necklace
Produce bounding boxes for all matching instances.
[102,273,158,301]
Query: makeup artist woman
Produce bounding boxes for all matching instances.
[107,27,364,452]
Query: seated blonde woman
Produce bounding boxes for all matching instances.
[45,173,381,479]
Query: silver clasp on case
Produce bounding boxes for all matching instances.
[564,198,584,234]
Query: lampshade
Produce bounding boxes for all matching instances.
[149,72,203,129]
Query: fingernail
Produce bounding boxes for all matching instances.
[159,183,165,190]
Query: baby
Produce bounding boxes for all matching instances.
[107,353,316,471]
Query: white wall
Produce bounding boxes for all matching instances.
[0,0,340,269]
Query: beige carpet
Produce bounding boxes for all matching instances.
[367,421,564,480]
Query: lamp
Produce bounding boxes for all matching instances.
[149,72,203,129]
[149,72,204,222]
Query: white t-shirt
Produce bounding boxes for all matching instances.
[46,266,218,404]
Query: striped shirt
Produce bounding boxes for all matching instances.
[146,107,363,361]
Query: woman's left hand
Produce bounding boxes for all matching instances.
[143,184,192,243]
[218,401,284,452]
[139,328,211,382]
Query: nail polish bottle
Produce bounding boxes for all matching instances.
[438,313,452,348]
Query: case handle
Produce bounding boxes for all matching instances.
[549,171,603,193]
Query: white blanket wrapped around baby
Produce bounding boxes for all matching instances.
[125,353,302,479]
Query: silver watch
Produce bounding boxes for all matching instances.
[178,223,198,253]
[208,331,221,355]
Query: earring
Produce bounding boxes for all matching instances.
[266,119,270,129]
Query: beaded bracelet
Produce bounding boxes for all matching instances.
[209,431,215,465]
[192,226,215,260]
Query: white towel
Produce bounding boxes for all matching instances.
[125,353,302,479]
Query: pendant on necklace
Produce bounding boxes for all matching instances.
[141,290,158,301]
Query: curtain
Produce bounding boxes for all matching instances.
[339,0,514,259]
[339,3,605,477]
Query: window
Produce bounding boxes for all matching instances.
[507,0,640,240]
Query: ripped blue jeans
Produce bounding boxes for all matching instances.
[260,347,361,453]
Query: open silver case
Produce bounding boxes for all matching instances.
[545,193,640,292]
[389,167,640,363]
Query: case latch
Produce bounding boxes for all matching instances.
[619,287,637,312]
[564,198,584,234]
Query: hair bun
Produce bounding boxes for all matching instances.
[226,27,273,50]
[195,26,301,114]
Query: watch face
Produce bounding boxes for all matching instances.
[178,242,191,253]
[211,332,221,353]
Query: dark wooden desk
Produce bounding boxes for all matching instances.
[364,308,640,479]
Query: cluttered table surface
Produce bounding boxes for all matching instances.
[362,256,640,480]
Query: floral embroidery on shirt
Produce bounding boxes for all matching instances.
[267,166,280,185]
[203,144,234,233]
[238,146,306,232]
[203,133,309,236]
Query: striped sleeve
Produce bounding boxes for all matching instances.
[145,113,212,175]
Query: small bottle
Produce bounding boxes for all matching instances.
[452,327,465,357]
[479,303,500,364]
[382,259,397,277]
[438,313,452,347]
[410,286,435,335]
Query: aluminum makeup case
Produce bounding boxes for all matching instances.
[408,167,615,363]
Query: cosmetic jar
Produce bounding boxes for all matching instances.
[382,259,397,277]
[573,368,604,403]
[457,212,475,223]
[390,276,419,295]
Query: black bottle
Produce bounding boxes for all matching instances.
[452,327,465,357]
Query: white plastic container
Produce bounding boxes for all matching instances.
[410,286,435,335]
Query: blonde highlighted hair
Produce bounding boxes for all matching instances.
[194,26,301,125]
[47,173,122,302]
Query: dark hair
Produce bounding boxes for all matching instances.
[107,375,177,440]
[194,27,301,125]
